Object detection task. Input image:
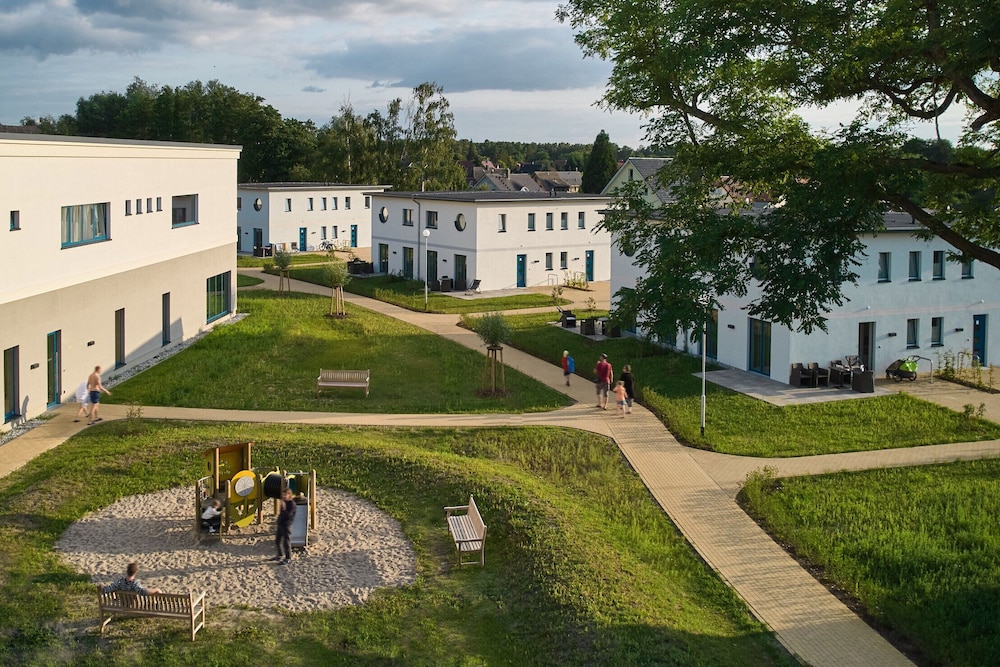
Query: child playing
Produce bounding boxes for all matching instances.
[613,380,628,418]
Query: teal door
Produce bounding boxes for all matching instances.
[455,255,468,290]
[46,331,61,408]
[4,346,19,421]
[516,254,527,288]
[299,227,307,250]
[350,225,358,248]
[973,314,988,364]
[585,250,594,282]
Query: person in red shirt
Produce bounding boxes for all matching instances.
[594,353,613,409]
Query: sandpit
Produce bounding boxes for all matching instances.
[55,487,417,613]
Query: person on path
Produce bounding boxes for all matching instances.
[620,365,635,414]
[87,366,111,425]
[73,380,91,422]
[594,353,613,409]
[274,488,296,565]
[614,380,628,418]
[99,561,162,595]
[561,350,575,386]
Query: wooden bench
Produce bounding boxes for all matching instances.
[98,590,207,641]
[444,495,487,566]
[317,368,370,397]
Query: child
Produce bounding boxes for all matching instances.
[201,498,222,533]
[613,380,628,418]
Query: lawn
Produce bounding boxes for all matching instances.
[742,461,1000,666]
[237,253,328,268]
[502,312,1000,456]
[106,290,570,414]
[0,421,794,666]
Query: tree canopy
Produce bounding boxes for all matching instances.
[558,0,1000,334]
[582,130,618,193]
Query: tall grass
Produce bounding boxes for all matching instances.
[0,422,794,665]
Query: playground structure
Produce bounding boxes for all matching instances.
[194,442,318,549]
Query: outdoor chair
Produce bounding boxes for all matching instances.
[789,363,813,387]
[808,362,830,387]
[465,279,481,294]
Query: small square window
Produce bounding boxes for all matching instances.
[498,213,506,233]
[285,198,292,212]
[308,197,314,211]
[426,210,438,229]
[365,196,371,209]
[906,318,919,348]
[9,210,20,231]
[402,208,413,226]
[345,197,351,210]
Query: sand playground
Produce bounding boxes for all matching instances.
[56,486,417,613]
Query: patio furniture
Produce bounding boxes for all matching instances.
[809,363,830,387]
[852,370,875,393]
[465,279,481,294]
[789,363,812,387]
[829,361,853,388]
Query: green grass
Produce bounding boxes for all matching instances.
[237,253,328,267]
[106,291,569,413]
[0,421,794,666]
[284,269,570,314]
[236,273,264,287]
[504,313,1000,456]
[742,461,1000,666]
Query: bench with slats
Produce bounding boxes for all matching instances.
[444,495,487,566]
[317,369,370,397]
[98,590,207,641]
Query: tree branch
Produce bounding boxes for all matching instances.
[888,195,1000,269]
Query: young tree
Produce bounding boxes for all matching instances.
[582,130,618,193]
[322,253,352,317]
[558,0,1000,334]
[473,312,511,394]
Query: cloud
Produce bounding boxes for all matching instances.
[306,26,609,94]
[302,85,326,93]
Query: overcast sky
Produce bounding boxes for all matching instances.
[0,0,963,148]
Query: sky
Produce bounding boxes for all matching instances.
[0,0,964,148]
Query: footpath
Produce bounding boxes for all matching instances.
[5,270,1000,666]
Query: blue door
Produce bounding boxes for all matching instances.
[350,225,358,248]
[516,254,526,288]
[748,318,771,375]
[973,314,988,364]
[585,250,594,282]
[299,227,307,250]
[46,331,61,408]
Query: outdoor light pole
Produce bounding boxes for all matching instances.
[422,228,431,310]
[701,324,707,437]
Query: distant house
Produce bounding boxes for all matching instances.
[605,158,1000,382]
[370,191,611,291]
[0,133,240,431]
[602,157,673,204]
[533,171,583,193]
[236,183,389,253]
[473,171,543,193]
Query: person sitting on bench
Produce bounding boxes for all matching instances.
[99,561,162,595]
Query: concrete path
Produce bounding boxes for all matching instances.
[6,269,1000,666]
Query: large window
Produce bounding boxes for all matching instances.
[932,250,945,279]
[61,202,109,247]
[906,318,919,348]
[172,194,198,227]
[908,251,921,281]
[206,272,231,323]
[877,252,891,282]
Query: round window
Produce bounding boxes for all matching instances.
[455,213,467,231]
[253,198,263,211]
[379,206,389,223]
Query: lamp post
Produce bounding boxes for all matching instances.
[699,296,710,437]
[422,228,431,310]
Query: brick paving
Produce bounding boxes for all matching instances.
[8,270,1000,665]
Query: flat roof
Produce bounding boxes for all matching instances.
[0,132,242,151]
[239,182,390,190]
[373,191,610,203]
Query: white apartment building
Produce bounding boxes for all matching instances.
[236,183,389,254]
[369,191,612,291]
[0,133,240,431]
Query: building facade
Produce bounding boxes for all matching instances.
[236,183,388,254]
[1,133,240,431]
[370,191,611,291]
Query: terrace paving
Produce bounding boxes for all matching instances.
[5,269,1000,666]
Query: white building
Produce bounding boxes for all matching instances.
[369,191,612,291]
[236,183,389,254]
[0,133,240,431]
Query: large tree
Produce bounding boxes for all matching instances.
[582,130,618,193]
[558,0,1000,334]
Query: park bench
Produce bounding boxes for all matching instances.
[317,369,370,397]
[444,495,488,566]
[98,590,207,641]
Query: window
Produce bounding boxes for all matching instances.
[146,197,153,213]
[156,197,162,212]
[308,197,314,211]
[331,197,338,210]
[528,213,536,231]
[498,213,506,232]
[9,210,20,231]
[962,258,974,279]
[237,197,242,211]
[931,317,943,346]
[402,208,413,226]
[321,226,327,240]
[162,293,171,346]
[345,196,351,210]
[578,212,585,229]
[331,226,338,238]
[284,198,292,212]
[908,251,921,281]
[906,318,919,348]
[932,250,945,279]
[426,210,438,229]
[365,196,371,209]
[560,251,568,269]
[546,212,554,230]
[560,212,568,230]
[545,252,553,270]
[125,199,132,216]
[136,198,143,215]
[403,247,414,278]
[172,194,198,227]
[321,197,327,211]
[206,272,231,323]
[61,203,109,247]
[877,252,891,282]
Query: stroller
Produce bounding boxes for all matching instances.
[886,356,919,381]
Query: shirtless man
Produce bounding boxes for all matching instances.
[87,366,111,425]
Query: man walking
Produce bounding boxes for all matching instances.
[594,353,613,410]
[87,366,111,425]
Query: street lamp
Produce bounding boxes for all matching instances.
[422,228,431,310]
[698,296,711,437]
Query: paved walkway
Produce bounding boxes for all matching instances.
[6,270,1000,666]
